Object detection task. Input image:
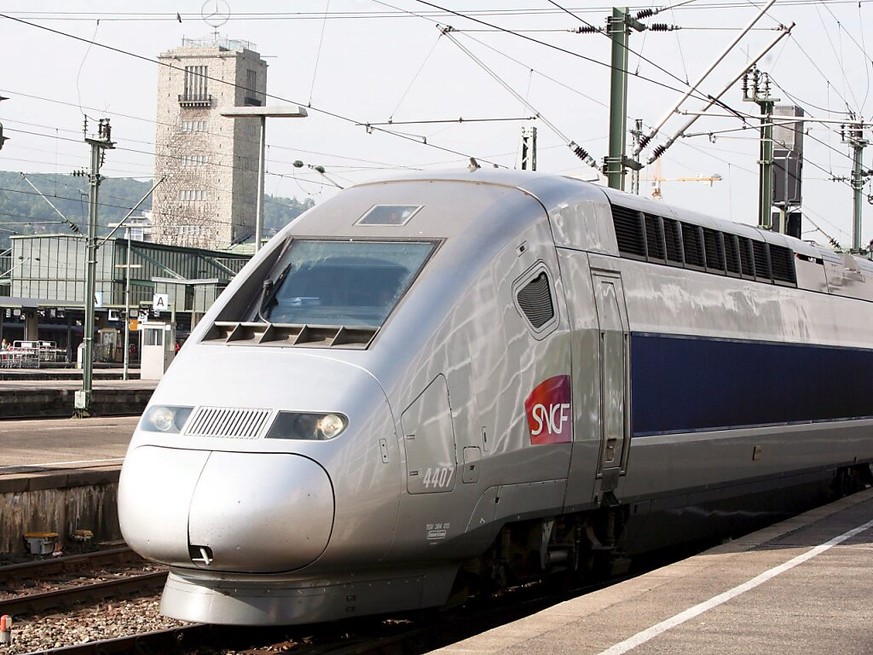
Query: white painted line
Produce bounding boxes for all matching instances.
[40,425,123,431]
[598,516,873,655]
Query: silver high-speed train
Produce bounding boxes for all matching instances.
[118,169,873,625]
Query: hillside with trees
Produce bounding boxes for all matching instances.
[0,171,314,250]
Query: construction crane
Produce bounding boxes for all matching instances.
[644,159,723,200]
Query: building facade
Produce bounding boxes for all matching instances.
[2,234,250,357]
[152,37,267,250]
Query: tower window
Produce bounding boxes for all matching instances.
[244,69,261,106]
[180,66,211,107]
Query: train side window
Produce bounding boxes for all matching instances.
[513,264,558,337]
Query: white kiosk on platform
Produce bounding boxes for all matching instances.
[140,322,175,380]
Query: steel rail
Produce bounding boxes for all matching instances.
[0,570,167,616]
[0,547,139,585]
[36,624,211,655]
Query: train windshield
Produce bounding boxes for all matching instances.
[258,240,435,328]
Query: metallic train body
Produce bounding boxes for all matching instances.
[118,170,873,625]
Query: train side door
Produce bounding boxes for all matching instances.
[591,271,630,492]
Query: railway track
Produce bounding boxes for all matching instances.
[32,625,212,655]
[27,576,625,655]
[0,546,167,616]
[5,540,715,654]
[0,547,140,584]
[0,570,167,616]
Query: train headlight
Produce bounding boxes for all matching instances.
[140,405,193,434]
[266,411,348,440]
[318,413,346,439]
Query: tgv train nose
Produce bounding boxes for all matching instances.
[119,447,334,573]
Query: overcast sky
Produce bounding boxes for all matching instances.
[2,1,872,247]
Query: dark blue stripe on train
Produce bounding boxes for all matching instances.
[630,333,873,436]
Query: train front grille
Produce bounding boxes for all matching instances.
[185,407,272,439]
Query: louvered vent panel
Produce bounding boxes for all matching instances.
[703,228,724,271]
[723,234,741,274]
[681,223,704,267]
[517,272,555,329]
[753,241,771,280]
[645,214,665,260]
[769,245,797,284]
[185,407,271,439]
[663,218,683,263]
[739,238,755,276]
[611,205,646,258]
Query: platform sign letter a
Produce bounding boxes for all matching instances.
[152,293,169,311]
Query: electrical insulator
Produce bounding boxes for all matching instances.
[638,134,651,150]
[572,144,590,162]
[651,144,667,161]
[636,8,654,19]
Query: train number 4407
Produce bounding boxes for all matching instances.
[423,466,453,489]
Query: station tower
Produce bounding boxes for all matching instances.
[152,37,267,250]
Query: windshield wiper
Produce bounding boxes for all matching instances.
[257,262,292,322]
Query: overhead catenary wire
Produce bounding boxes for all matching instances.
[388,30,445,121]
[1,3,864,246]
[438,25,599,168]
[3,119,375,196]
[0,3,826,176]
[645,23,794,163]
[634,0,778,156]
[812,0,862,113]
[307,0,331,107]
[0,13,506,169]
[0,94,416,175]
[404,0,737,104]
[783,30,858,114]
[18,172,82,234]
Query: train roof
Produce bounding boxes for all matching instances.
[288,168,871,277]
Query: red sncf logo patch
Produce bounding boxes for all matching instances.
[524,375,572,445]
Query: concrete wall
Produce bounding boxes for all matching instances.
[0,471,120,554]
[0,385,153,419]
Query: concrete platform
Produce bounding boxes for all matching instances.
[430,488,873,655]
[0,415,138,477]
[0,375,156,419]
[0,413,142,554]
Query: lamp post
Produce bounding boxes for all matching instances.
[219,106,308,251]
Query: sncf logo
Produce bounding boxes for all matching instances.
[524,375,572,445]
